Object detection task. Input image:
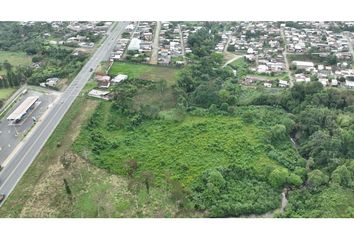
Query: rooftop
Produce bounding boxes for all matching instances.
[7,96,39,121]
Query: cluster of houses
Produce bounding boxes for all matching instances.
[284,22,350,54]
[224,22,354,89]
[180,24,198,55]
[158,22,185,65]
[109,22,137,61]
[215,31,232,53]
[66,35,95,48]
[124,21,155,63]
[43,21,111,48]
[242,76,289,88]
[95,74,128,89]
[291,60,354,88]
[108,21,155,63]
[227,22,287,75]
[39,77,60,88]
[110,38,129,61]
[67,21,112,33]
[228,22,283,53]
[88,73,128,100]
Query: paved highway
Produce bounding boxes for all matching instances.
[0,21,128,207]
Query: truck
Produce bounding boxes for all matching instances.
[0,194,5,204]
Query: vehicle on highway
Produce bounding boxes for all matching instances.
[0,194,5,203]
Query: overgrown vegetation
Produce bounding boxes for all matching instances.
[3,23,354,218]
[72,27,312,216]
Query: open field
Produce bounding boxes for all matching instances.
[0,51,32,74]
[108,62,181,86]
[223,51,237,62]
[0,87,16,101]
[247,72,290,81]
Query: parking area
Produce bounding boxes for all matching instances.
[0,88,61,166]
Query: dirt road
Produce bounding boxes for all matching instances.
[150,21,161,64]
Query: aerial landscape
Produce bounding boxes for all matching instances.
[0,21,354,218]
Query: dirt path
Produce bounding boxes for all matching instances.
[150,21,161,64]
[223,35,231,53]
[281,29,294,87]
[178,24,186,60]
[222,55,243,68]
[345,34,354,67]
[122,21,140,60]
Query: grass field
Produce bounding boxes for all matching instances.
[247,72,290,81]
[0,87,16,101]
[108,62,181,86]
[0,51,32,74]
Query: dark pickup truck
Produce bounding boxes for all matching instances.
[0,194,5,204]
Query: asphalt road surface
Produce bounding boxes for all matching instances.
[0,21,128,207]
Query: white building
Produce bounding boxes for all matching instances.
[128,38,142,51]
[112,74,128,84]
[319,78,328,86]
[331,79,338,86]
[279,80,289,87]
[88,89,110,100]
[7,96,39,123]
[345,80,354,88]
[45,77,60,87]
[292,61,315,70]
[264,82,272,88]
[257,65,269,73]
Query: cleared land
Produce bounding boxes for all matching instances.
[0,51,32,74]
[108,62,181,86]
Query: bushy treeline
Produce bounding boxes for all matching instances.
[191,165,279,217]
[250,81,354,217]
[0,22,89,87]
[28,46,88,85]
[0,22,70,54]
